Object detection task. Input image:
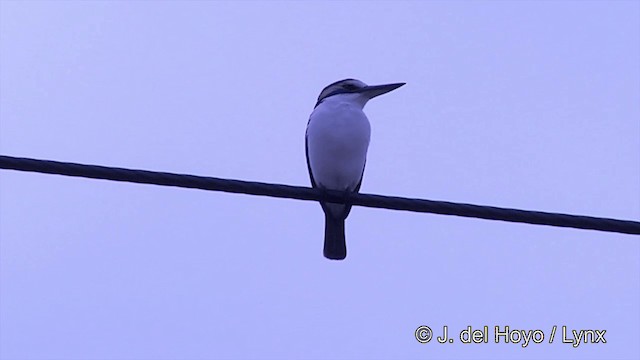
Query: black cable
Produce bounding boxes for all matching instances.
[1,155,639,235]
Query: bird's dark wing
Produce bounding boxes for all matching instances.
[343,160,366,218]
[353,159,366,194]
[305,130,318,189]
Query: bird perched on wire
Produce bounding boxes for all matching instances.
[305,79,405,260]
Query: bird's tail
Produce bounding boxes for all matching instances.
[324,213,346,260]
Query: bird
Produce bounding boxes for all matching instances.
[305,79,405,260]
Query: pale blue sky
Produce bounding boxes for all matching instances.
[1,1,639,359]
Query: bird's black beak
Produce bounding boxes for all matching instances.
[359,82,405,99]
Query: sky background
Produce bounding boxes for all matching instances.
[1,1,639,359]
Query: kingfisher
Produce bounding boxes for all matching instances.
[305,79,405,260]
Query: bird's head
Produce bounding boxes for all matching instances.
[315,78,405,108]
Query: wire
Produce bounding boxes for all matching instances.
[1,155,639,235]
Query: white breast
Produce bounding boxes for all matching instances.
[306,96,371,191]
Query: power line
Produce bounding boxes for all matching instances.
[1,155,639,235]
